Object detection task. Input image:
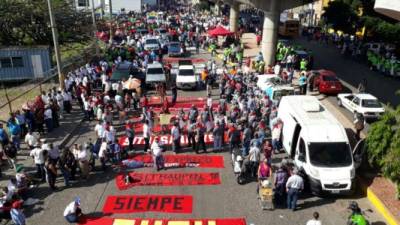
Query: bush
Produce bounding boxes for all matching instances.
[366,106,400,199]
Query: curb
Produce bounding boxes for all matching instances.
[358,178,400,225]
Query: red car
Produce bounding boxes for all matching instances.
[311,70,343,95]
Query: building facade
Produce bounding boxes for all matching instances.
[0,46,52,81]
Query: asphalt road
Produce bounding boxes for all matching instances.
[295,38,400,107]
[19,48,387,225]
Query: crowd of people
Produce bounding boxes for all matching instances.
[0,3,375,225]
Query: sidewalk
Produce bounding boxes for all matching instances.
[0,104,85,185]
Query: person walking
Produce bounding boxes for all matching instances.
[286,169,304,211]
[306,212,322,225]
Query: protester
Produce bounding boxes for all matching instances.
[64,197,83,223]
[286,169,304,211]
[150,136,164,171]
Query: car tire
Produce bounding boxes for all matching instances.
[337,99,342,107]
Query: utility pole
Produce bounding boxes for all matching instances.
[46,0,65,90]
[91,0,100,56]
[109,0,113,43]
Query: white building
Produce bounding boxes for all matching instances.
[74,0,147,13]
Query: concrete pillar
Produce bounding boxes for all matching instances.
[229,1,240,33]
[261,0,279,66]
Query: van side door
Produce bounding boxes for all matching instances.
[281,115,299,157]
[295,137,307,170]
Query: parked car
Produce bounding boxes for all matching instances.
[145,62,166,85]
[168,42,183,57]
[144,38,160,51]
[309,70,342,95]
[337,93,385,120]
[176,64,198,90]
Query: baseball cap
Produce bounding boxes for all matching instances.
[75,197,81,206]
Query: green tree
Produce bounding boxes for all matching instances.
[322,0,359,33]
[0,0,92,46]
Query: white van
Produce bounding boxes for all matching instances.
[176,65,198,89]
[278,95,360,195]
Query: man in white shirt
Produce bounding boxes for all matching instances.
[171,123,180,154]
[24,131,38,149]
[29,144,45,181]
[98,140,108,171]
[64,197,82,223]
[94,121,105,140]
[286,169,304,211]
[44,106,53,132]
[150,137,164,171]
[306,212,322,225]
[248,143,261,178]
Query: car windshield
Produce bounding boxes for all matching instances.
[179,69,194,76]
[159,29,167,33]
[169,43,180,48]
[322,76,338,81]
[273,89,293,100]
[362,99,381,108]
[147,68,164,74]
[146,39,158,45]
[309,142,352,167]
[148,16,156,20]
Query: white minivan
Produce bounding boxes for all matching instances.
[278,95,362,195]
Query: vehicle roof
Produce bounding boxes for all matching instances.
[295,50,308,55]
[318,69,336,76]
[279,95,348,142]
[178,65,194,70]
[147,62,163,68]
[169,42,180,45]
[353,93,377,100]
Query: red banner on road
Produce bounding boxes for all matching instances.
[102,195,193,214]
[116,172,221,190]
[118,134,217,147]
[129,154,224,168]
[79,217,247,225]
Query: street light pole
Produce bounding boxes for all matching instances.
[91,0,100,56]
[46,0,65,90]
[109,0,113,43]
